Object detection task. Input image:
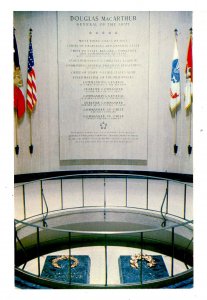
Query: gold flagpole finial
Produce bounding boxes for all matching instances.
[189,28,193,35]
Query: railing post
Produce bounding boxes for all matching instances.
[22,184,26,220]
[82,177,85,207]
[171,227,175,277]
[104,234,108,286]
[14,223,17,266]
[41,182,49,227]
[160,180,169,227]
[36,227,41,277]
[140,232,143,285]
[184,184,187,219]
[104,177,106,220]
[60,178,63,210]
[68,232,72,284]
[40,180,43,215]
[166,180,169,214]
[125,176,128,207]
[146,178,149,210]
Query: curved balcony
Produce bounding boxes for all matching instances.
[15,173,193,288]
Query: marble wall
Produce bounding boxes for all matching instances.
[13,11,192,175]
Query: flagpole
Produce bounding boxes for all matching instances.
[188,108,192,155]
[14,26,18,155]
[174,110,178,154]
[28,28,34,154]
[15,110,19,155]
[173,28,178,154]
[29,111,33,154]
[187,28,193,155]
[13,27,21,156]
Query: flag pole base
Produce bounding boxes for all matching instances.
[15,145,19,155]
[174,144,178,154]
[29,144,33,154]
[188,145,192,155]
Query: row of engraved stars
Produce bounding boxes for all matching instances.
[88,31,118,35]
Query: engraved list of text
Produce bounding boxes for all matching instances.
[58,12,149,161]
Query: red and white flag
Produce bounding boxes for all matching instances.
[170,34,181,112]
[184,33,193,110]
[14,30,25,118]
[27,34,37,112]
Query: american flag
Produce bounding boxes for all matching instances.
[27,34,37,111]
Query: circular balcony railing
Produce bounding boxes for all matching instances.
[15,173,193,288]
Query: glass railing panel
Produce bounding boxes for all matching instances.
[14,185,24,220]
[127,177,147,209]
[24,181,42,219]
[41,179,62,213]
[114,232,143,285]
[38,227,70,283]
[68,231,105,286]
[148,179,167,212]
[105,177,126,207]
[173,224,193,272]
[168,181,185,219]
[83,177,104,207]
[142,227,173,279]
[62,178,83,209]
[15,224,39,275]
[185,185,193,220]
